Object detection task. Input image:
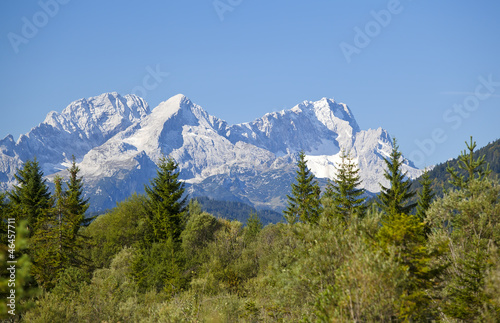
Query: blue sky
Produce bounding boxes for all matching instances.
[1,0,499,168]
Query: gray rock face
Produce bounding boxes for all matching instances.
[0,93,421,212]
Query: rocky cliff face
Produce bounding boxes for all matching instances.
[0,92,421,212]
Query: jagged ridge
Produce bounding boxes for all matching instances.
[0,92,421,212]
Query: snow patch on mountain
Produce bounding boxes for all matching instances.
[0,92,422,212]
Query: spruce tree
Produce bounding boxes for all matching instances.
[376,212,436,320]
[132,156,188,293]
[324,149,366,221]
[244,212,263,245]
[416,169,434,233]
[447,136,491,189]
[8,158,51,236]
[144,155,187,243]
[30,162,90,290]
[31,176,68,289]
[65,156,90,230]
[377,138,416,216]
[444,240,488,321]
[284,151,321,224]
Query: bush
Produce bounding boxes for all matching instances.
[84,194,148,268]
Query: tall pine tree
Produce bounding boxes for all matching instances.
[8,158,51,237]
[31,176,68,289]
[144,155,188,243]
[447,136,491,189]
[416,169,434,237]
[132,155,189,293]
[31,167,90,290]
[324,149,366,221]
[377,138,416,216]
[284,151,321,224]
[65,156,90,230]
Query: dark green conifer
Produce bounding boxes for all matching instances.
[444,240,488,321]
[447,136,491,189]
[31,171,90,290]
[144,155,187,243]
[244,212,263,245]
[416,170,434,236]
[65,156,89,229]
[31,176,67,289]
[324,149,366,221]
[284,151,321,224]
[8,158,51,236]
[377,138,416,216]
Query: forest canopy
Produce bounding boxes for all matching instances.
[1,138,499,322]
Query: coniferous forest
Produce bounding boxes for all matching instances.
[1,137,500,322]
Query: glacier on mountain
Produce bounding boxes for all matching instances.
[0,92,422,212]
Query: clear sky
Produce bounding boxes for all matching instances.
[1,0,499,168]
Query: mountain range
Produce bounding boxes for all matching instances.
[0,92,422,212]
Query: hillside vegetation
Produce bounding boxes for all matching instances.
[1,138,499,322]
[411,137,500,194]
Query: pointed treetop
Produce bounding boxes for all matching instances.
[377,138,416,216]
[447,136,491,189]
[283,151,322,224]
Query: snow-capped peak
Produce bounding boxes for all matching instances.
[0,93,422,214]
[151,94,189,117]
[42,92,150,135]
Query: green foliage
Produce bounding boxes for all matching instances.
[315,234,404,321]
[410,137,500,198]
[129,155,190,294]
[8,158,51,236]
[378,138,416,216]
[85,193,148,268]
[145,155,187,244]
[0,220,39,320]
[377,212,438,320]
[30,174,90,290]
[191,219,245,296]
[244,212,263,245]
[181,209,221,269]
[23,247,165,323]
[483,246,500,321]
[447,136,491,189]
[51,266,91,297]
[416,169,434,224]
[443,239,489,321]
[65,156,90,228]
[427,177,500,321]
[0,192,9,243]
[130,239,187,294]
[323,149,366,221]
[194,196,282,224]
[284,151,321,224]
[14,136,500,322]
